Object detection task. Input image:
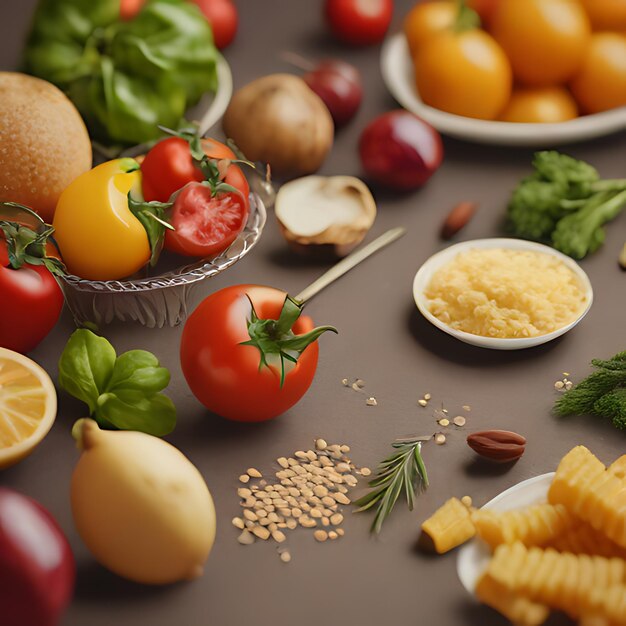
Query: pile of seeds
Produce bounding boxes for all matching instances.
[233,438,370,563]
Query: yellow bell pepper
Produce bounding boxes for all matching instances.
[53,159,150,280]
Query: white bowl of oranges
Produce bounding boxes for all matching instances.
[381,0,626,146]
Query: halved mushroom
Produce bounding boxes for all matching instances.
[275,175,376,258]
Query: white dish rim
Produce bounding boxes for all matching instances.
[456,471,556,593]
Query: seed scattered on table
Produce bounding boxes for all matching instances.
[453,415,466,427]
[329,531,338,540]
[418,399,428,407]
[315,438,327,451]
[314,530,328,542]
[438,418,450,427]
[232,517,244,529]
[462,405,471,411]
[366,397,377,406]
[239,474,250,483]
[434,433,447,445]
[360,467,371,477]
[247,468,262,478]
[280,550,291,563]
[424,393,431,401]
[238,530,255,545]
[341,378,349,386]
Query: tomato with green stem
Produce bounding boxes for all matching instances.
[180,285,337,422]
[0,203,65,354]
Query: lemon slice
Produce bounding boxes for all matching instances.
[0,347,57,469]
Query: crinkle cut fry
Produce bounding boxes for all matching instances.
[475,573,550,626]
[548,446,626,549]
[487,542,626,623]
[472,503,574,550]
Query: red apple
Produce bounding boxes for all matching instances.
[0,489,75,626]
[359,110,443,190]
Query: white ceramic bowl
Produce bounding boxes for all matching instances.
[457,472,554,593]
[381,33,626,147]
[412,238,593,350]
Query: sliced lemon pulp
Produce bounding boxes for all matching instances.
[0,347,57,469]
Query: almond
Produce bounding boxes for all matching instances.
[441,201,478,240]
[466,430,526,463]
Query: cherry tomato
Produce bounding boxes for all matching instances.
[325,0,393,45]
[181,285,320,422]
[120,0,145,20]
[570,33,626,114]
[491,0,591,87]
[191,0,238,49]
[165,182,248,258]
[0,488,75,626]
[499,87,578,123]
[403,2,456,57]
[579,0,626,31]
[141,138,204,203]
[0,240,63,354]
[359,110,443,190]
[414,29,512,119]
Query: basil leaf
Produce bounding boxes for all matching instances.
[95,390,176,437]
[111,1,217,103]
[106,350,170,395]
[58,329,116,414]
[127,193,174,266]
[24,0,218,146]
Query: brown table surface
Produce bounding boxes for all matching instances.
[2,2,626,625]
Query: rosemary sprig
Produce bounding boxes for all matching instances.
[354,436,430,534]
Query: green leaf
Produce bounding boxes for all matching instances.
[355,438,428,534]
[95,389,176,437]
[106,350,170,395]
[127,192,174,266]
[58,329,117,414]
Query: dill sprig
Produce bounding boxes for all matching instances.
[354,436,429,534]
[555,351,626,429]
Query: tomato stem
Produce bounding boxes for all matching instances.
[454,0,480,31]
[241,294,337,387]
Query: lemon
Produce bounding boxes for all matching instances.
[0,347,56,469]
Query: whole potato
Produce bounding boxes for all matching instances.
[223,74,334,178]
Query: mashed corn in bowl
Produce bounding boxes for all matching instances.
[413,239,593,350]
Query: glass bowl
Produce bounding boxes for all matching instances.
[58,192,267,328]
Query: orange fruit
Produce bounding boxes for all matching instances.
[499,87,578,123]
[0,348,56,469]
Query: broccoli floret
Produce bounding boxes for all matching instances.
[507,151,626,258]
[551,189,626,259]
[532,151,599,189]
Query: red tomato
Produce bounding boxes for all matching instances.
[181,285,320,422]
[325,0,393,45]
[141,138,205,203]
[165,182,248,258]
[119,0,145,20]
[191,0,238,49]
[0,240,63,354]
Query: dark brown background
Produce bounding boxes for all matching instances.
[2,1,626,625]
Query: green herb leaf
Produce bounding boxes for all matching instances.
[95,389,176,437]
[58,329,176,436]
[354,437,429,534]
[24,0,217,146]
[58,329,116,414]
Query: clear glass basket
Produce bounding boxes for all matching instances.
[58,193,267,328]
